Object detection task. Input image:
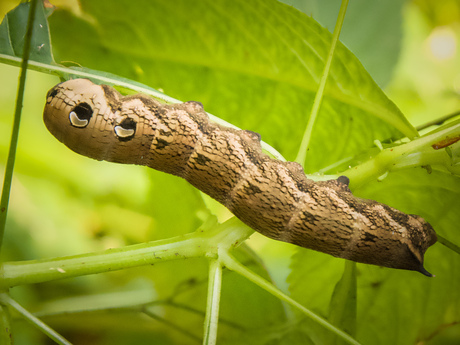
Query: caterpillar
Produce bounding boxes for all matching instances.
[43,79,437,276]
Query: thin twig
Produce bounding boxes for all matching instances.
[295,0,349,167]
[416,110,460,131]
[0,0,38,252]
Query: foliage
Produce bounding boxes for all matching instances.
[0,0,459,344]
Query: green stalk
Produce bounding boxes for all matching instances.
[203,259,223,345]
[0,231,206,289]
[0,217,253,289]
[0,302,12,345]
[0,0,38,252]
[295,0,349,167]
[343,121,460,188]
[0,293,71,345]
[437,234,460,255]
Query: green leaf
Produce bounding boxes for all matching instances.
[282,0,404,87]
[326,262,357,345]
[143,169,205,239]
[0,1,54,63]
[47,0,416,173]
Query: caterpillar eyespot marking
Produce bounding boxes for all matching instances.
[114,118,137,140]
[69,102,93,128]
[43,79,437,276]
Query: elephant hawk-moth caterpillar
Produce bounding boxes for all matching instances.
[43,79,437,276]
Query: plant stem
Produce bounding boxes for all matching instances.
[0,0,38,253]
[0,217,254,289]
[0,293,72,345]
[203,259,223,345]
[416,110,460,131]
[0,301,12,345]
[0,232,205,289]
[437,234,460,255]
[295,0,349,167]
[344,121,460,188]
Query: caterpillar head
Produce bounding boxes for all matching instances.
[43,79,151,164]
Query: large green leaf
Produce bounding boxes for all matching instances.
[47,0,416,173]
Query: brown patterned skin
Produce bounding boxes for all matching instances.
[43,79,437,276]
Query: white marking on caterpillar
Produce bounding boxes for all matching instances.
[69,111,89,127]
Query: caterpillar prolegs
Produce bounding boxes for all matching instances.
[43,79,437,276]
